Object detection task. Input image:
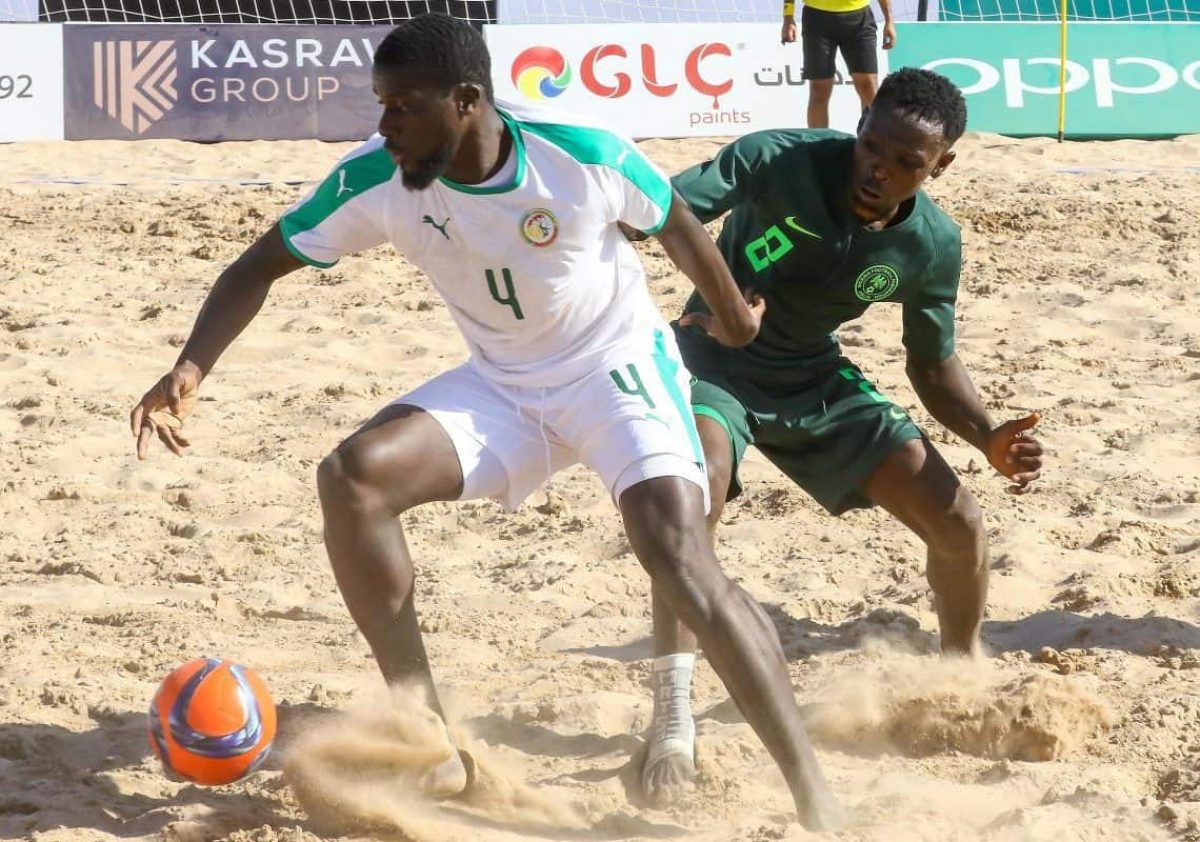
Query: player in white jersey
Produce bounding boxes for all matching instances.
[128,14,841,831]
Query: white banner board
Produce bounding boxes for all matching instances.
[495,0,932,24]
[485,22,887,138]
[0,0,37,22]
[0,24,65,141]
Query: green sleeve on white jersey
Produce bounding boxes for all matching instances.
[278,140,396,268]
[518,120,672,234]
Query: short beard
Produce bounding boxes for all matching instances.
[400,142,456,191]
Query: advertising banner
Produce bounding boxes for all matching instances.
[495,0,931,25]
[892,22,1200,137]
[0,23,64,140]
[39,0,493,24]
[484,23,887,138]
[0,0,37,21]
[63,24,392,141]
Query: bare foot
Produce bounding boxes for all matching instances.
[640,741,696,805]
[419,748,473,798]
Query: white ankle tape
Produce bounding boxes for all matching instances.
[648,653,696,761]
[653,653,696,673]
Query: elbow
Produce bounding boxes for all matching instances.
[906,353,947,386]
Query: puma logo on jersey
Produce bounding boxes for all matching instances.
[336,169,353,197]
[422,215,451,240]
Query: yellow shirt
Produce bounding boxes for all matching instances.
[799,0,870,12]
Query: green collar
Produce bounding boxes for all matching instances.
[438,108,526,195]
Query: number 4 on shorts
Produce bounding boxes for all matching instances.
[610,364,656,409]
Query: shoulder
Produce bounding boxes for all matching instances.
[915,191,962,254]
[720,128,851,169]
[330,134,393,172]
[321,134,397,196]
[500,99,637,164]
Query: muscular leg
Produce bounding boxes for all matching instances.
[642,416,730,801]
[861,437,988,656]
[316,404,470,794]
[624,477,842,831]
[806,78,835,129]
[652,415,730,657]
[849,72,878,112]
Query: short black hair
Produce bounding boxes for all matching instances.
[374,14,493,103]
[873,67,967,145]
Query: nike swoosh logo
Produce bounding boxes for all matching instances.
[784,216,822,240]
[889,407,908,420]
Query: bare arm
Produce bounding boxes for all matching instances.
[782,0,797,43]
[654,193,762,347]
[906,352,992,449]
[907,352,1042,492]
[877,0,897,48]
[130,224,304,458]
[177,225,304,377]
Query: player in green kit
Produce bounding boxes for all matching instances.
[636,68,1045,801]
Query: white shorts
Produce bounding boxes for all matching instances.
[394,327,708,512]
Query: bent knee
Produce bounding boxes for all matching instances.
[317,440,398,514]
[929,490,987,563]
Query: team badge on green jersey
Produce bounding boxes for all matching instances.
[520,208,558,247]
[854,265,900,301]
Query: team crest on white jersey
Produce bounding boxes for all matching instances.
[520,208,558,248]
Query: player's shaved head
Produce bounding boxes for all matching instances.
[374,13,494,104]
[871,67,967,146]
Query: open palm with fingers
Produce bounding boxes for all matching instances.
[130,361,201,459]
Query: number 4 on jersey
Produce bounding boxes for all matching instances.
[485,268,524,320]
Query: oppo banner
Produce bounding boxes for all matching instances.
[484,23,886,138]
[0,23,64,140]
[63,24,391,140]
[892,22,1200,137]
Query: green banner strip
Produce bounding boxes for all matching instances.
[892,22,1200,138]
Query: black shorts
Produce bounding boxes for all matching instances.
[801,5,879,79]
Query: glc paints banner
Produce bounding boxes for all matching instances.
[892,22,1200,137]
[0,23,64,140]
[63,24,391,141]
[484,23,887,138]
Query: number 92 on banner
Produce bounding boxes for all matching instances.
[0,24,65,142]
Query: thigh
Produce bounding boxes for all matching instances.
[691,377,754,505]
[398,364,574,511]
[328,401,466,513]
[801,6,839,80]
[553,328,707,506]
[839,7,879,75]
[753,361,921,515]
[861,437,964,543]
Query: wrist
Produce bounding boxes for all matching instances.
[973,421,996,453]
[175,357,206,382]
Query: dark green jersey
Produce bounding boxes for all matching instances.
[673,129,962,390]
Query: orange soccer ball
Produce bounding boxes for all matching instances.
[148,658,277,785]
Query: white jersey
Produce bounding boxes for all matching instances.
[279,100,674,388]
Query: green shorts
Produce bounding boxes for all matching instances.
[691,360,923,515]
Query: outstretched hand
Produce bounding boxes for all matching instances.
[130,362,201,459]
[985,412,1042,494]
[678,292,765,348]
